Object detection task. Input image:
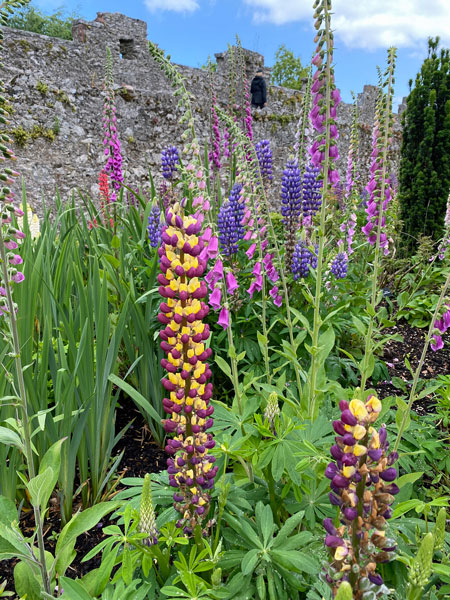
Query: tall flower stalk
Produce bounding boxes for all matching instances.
[0,1,51,594]
[307,0,341,420]
[159,203,218,533]
[359,48,396,394]
[103,47,123,204]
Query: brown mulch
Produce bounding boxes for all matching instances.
[373,321,450,414]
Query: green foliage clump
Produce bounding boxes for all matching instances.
[35,79,48,95]
[399,38,450,253]
[271,44,308,90]
[7,2,79,40]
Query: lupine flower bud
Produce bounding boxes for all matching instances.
[139,474,158,545]
[408,532,434,589]
[433,507,446,553]
[264,392,280,424]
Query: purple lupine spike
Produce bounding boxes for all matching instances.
[323,395,396,597]
[148,205,163,248]
[292,241,318,280]
[330,251,348,279]
[161,145,180,180]
[281,158,302,270]
[255,139,273,182]
[218,202,239,257]
[228,183,245,241]
[302,163,322,219]
[217,184,245,257]
[281,159,302,225]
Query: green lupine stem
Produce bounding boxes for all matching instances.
[213,454,228,552]
[394,267,450,453]
[264,466,281,527]
[225,313,246,438]
[308,4,333,421]
[0,227,51,596]
[258,188,302,399]
[360,50,396,395]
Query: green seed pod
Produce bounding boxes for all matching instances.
[433,508,446,553]
[409,532,434,588]
[335,581,353,600]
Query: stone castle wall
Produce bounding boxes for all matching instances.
[0,12,403,211]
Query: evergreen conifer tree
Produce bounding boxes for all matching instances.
[399,38,450,252]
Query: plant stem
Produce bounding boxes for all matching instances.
[0,228,51,596]
[308,4,333,421]
[264,467,281,527]
[394,268,450,452]
[360,49,396,395]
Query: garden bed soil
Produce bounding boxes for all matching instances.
[0,321,449,596]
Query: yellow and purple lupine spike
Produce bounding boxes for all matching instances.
[323,395,398,598]
[158,203,218,534]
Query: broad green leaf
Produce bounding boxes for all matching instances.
[37,438,65,513]
[27,467,53,512]
[55,502,120,576]
[215,356,232,380]
[14,561,42,600]
[257,503,274,547]
[397,472,424,488]
[0,426,24,451]
[272,511,305,547]
[0,495,18,526]
[241,548,260,576]
[270,549,318,575]
[60,577,93,600]
[392,499,424,519]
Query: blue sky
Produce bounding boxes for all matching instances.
[33,0,450,108]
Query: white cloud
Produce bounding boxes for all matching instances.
[144,0,200,14]
[243,0,450,49]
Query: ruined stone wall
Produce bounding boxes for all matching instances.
[0,12,402,212]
